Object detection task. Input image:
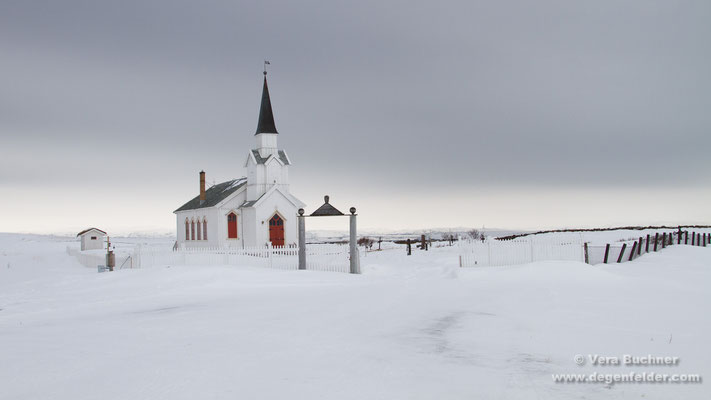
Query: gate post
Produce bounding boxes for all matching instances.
[298,209,306,270]
[349,207,360,274]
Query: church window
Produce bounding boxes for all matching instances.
[191,220,195,241]
[227,213,238,239]
[197,220,202,240]
[185,219,190,240]
[203,218,208,240]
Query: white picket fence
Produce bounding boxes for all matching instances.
[134,244,352,273]
[458,237,584,267]
[303,244,355,273]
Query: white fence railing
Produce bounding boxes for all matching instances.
[458,237,584,267]
[133,244,352,273]
[66,247,107,269]
[66,247,134,270]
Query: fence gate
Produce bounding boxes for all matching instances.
[298,195,360,274]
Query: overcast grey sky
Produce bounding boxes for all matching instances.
[1,0,709,234]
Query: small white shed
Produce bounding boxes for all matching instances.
[77,228,106,251]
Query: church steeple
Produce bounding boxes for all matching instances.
[247,66,296,203]
[255,71,278,135]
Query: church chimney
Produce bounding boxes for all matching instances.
[199,171,206,204]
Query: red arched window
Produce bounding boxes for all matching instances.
[203,218,208,240]
[227,213,238,239]
[191,220,195,241]
[197,220,202,240]
[185,219,190,240]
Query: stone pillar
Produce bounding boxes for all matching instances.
[298,209,306,270]
[349,207,360,274]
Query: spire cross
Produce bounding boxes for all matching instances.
[264,60,270,76]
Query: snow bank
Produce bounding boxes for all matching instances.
[1,233,709,399]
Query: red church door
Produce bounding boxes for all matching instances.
[269,214,285,247]
[227,213,238,239]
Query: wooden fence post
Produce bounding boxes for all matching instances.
[685,231,689,245]
[645,234,650,252]
[638,237,642,255]
[654,233,659,251]
[617,243,627,263]
[628,242,637,261]
[603,243,610,264]
[677,228,682,245]
[662,233,667,249]
[697,233,701,246]
[692,232,696,246]
[583,242,589,264]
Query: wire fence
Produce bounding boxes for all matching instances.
[459,230,711,267]
[587,230,710,265]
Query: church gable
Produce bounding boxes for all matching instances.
[248,149,290,166]
[251,185,305,209]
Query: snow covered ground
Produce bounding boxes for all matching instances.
[1,232,709,399]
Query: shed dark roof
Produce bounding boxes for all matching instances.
[174,178,247,212]
[251,149,290,165]
[255,76,278,135]
[77,228,106,237]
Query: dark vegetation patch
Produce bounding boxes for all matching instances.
[496,225,711,241]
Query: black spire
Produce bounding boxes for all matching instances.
[255,72,278,135]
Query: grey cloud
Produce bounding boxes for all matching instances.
[1,0,710,231]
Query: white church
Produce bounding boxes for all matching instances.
[174,72,305,248]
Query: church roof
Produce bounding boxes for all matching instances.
[251,149,291,165]
[174,178,247,212]
[255,75,278,135]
